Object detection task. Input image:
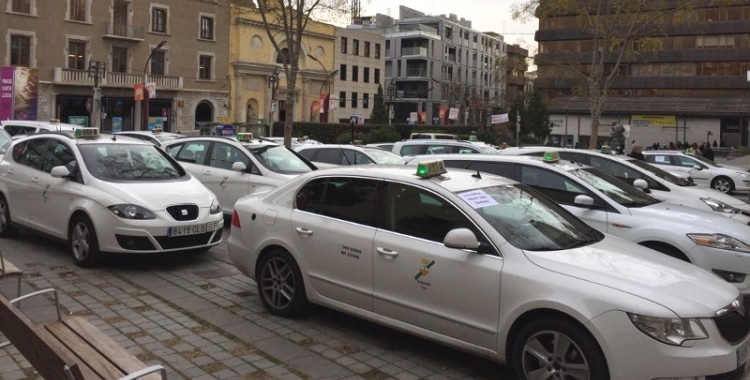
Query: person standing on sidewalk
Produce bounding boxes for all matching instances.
[627,143,646,161]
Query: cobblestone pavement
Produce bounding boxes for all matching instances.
[0,227,512,380]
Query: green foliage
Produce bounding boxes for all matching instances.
[369,126,401,143]
[524,89,553,143]
[370,85,389,125]
[476,129,498,145]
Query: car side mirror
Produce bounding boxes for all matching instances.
[574,194,596,207]
[232,161,247,172]
[443,228,480,250]
[633,179,648,190]
[693,165,703,170]
[50,165,71,179]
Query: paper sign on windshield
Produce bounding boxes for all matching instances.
[459,190,498,209]
[654,156,667,163]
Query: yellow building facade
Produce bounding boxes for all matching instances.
[229,6,336,125]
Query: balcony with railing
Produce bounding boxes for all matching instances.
[406,68,427,78]
[401,46,428,57]
[384,24,439,39]
[102,22,144,41]
[53,68,182,90]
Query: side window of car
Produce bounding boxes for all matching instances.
[466,162,515,179]
[295,178,327,213]
[12,139,47,169]
[646,155,669,166]
[297,149,317,161]
[399,145,422,156]
[443,160,470,169]
[559,152,587,164]
[521,151,544,157]
[520,166,586,204]
[342,150,374,165]
[296,177,380,226]
[165,143,183,158]
[177,141,210,164]
[41,141,77,175]
[456,146,480,154]
[4,125,33,136]
[314,149,343,165]
[386,183,482,243]
[589,157,643,185]
[425,145,452,154]
[209,143,249,170]
[676,156,702,168]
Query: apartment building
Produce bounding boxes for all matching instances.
[535,3,750,147]
[2,0,230,132]
[332,24,386,123]
[381,6,506,126]
[505,44,528,102]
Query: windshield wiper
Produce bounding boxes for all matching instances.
[564,239,595,249]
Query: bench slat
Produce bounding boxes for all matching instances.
[0,259,22,278]
[46,321,129,379]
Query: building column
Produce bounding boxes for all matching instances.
[234,74,244,122]
[135,101,143,131]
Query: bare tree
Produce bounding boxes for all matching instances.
[233,0,349,147]
[512,0,720,149]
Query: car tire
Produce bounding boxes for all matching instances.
[711,176,734,194]
[0,195,19,238]
[68,214,102,268]
[513,317,609,380]
[256,249,307,317]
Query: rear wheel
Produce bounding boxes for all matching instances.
[69,215,102,267]
[0,195,19,238]
[712,176,734,194]
[256,249,307,317]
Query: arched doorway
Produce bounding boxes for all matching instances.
[195,101,213,126]
[246,99,259,122]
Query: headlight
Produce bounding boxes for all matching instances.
[688,233,750,253]
[700,197,740,213]
[209,199,222,214]
[108,204,155,220]
[628,313,708,346]
[736,172,750,178]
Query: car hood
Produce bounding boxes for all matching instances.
[632,201,750,233]
[683,186,750,209]
[524,236,737,317]
[91,176,215,210]
[715,164,748,173]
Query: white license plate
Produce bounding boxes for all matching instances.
[737,338,750,368]
[167,222,219,237]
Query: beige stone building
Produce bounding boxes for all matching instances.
[332,25,386,123]
[229,5,336,126]
[1,0,230,132]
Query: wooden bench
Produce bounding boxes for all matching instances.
[0,288,166,380]
[0,249,22,303]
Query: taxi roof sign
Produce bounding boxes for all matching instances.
[415,159,447,178]
[152,128,162,134]
[542,151,561,163]
[74,128,99,139]
[236,133,254,142]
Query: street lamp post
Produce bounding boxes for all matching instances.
[387,79,395,126]
[306,54,335,123]
[141,40,167,131]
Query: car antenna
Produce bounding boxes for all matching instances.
[472,170,482,179]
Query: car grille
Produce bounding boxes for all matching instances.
[166,204,199,221]
[154,230,222,250]
[115,235,156,251]
[713,296,750,345]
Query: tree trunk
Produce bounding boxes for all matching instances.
[587,78,603,149]
[284,65,298,148]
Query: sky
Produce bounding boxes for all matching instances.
[362,0,539,53]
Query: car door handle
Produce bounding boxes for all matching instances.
[295,227,313,236]
[203,170,211,176]
[6,169,12,175]
[30,176,38,183]
[376,247,399,257]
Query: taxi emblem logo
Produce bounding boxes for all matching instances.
[414,259,435,280]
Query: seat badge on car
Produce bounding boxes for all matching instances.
[181,209,188,216]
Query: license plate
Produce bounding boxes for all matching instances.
[167,222,219,237]
[737,338,750,368]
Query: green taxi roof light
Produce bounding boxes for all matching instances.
[236,133,253,142]
[75,128,99,139]
[415,160,447,178]
[543,151,560,163]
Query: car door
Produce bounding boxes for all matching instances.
[517,165,611,233]
[31,140,83,238]
[588,156,669,195]
[312,148,344,165]
[203,142,252,213]
[672,155,710,185]
[291,177,381,311]
[1,138,48,226]
[171,140,211,178]
[342,149,374,165]
[372,182,501,349]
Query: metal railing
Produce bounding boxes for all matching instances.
[401,46,428,56]
[406,68,427,77]
[54,68,182,89]
[103,22,144,39]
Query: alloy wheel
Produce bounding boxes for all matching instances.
[714,179,731,193]
[0,200,7,232]
[71,223,91,261]
[521,330,590,380]
[260,257,296,310]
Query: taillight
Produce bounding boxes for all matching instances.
[231,210,241,228]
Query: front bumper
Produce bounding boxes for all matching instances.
[588,310,750,380]
[688,245,750,295]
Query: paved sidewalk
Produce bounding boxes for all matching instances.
[0,231,507,380]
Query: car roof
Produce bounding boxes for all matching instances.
[160,136,243,145]
[18,131,153,146]
[395,140,480,146]
[0,120,82,129]
[297,144,365,151]
[305,164,519,193]
[408,154,588,172]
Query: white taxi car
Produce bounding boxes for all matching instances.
[114,129,186,147]
[296,144,405,166]
[0,129,224,267]
[228,161,748,380]
[161,134,317,215]
[498,146,750,215]
[407,153,750,293]
[644,150,750,194]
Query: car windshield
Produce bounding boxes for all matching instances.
[479,146,499,154]
[156,133,187,143]
[363,148,405,164]
[626,158,694,187]
[457,185,603,251]
[689,153,719,167]
[569,168,660,207]
[79,144,184,181]
[0,129,10,154]
[244,144,312,174]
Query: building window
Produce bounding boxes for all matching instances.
[12,0,30,13]
[351,92,358,108]
[67,41,86,70]
[199,55,212,80]
[341,37,348,54]
[375,43,381,59]
[10,35,31,66]
[363,67,369,83]
[363,93,369,109]
[340,64,347,80]
[200,16,214,40]
[339,91,346,108]
[352,66,358,82]
[69,0,85,21]
[374,68,380,83]
[150,50,165,75]
[353,39,360,55]
[276,48,290,64]
[364,41,370,57]
[111,46,128,73]
[152,8,167,33]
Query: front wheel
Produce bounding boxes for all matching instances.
[256,249,307,317]
[513,317,609,380]
[69,215,102,267]
[712,176,734,194]
[0,195,19,238]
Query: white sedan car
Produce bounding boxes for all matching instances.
[407,153,750,294]
[644,150,750,194]
[228,162,747,380]
[0,129,224,267]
